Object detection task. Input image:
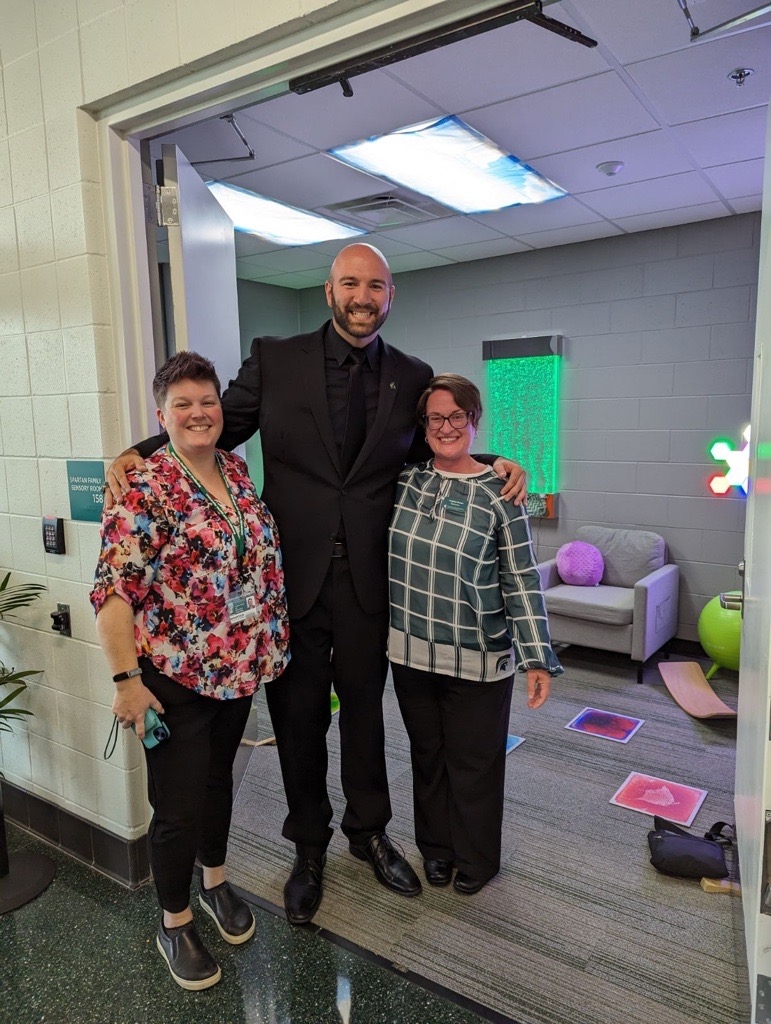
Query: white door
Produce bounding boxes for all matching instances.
[734,102,771,1018]
[161,143,242,390]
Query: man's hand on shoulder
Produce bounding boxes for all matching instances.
[492,458,527,505]
[104,449,146,510]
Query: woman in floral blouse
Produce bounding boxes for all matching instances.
[91,351,289,991]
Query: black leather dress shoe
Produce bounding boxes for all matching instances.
[156,920,221,990]
[199,880,256,944]
[453,871,490,895]
[284,854,326,925]
[349,833,422,896]
[423,859,453,887]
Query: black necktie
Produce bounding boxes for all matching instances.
[341,349,367,476]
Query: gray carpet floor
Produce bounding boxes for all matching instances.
[228,653,750,1024]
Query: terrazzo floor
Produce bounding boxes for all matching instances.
[0,823,493,1024]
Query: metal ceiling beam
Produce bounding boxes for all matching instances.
[288,0,596,97]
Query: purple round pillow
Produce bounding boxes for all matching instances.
[556,541,604,587]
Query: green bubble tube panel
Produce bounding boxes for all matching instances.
[487,355,561,495]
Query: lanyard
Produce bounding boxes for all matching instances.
[167,442,247,563]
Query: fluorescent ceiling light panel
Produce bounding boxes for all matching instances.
[206,181,365,246]
[329,115,567,214]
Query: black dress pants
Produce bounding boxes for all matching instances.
[140,659,253,913]
[265,556,391,859]
[391,663,514,882]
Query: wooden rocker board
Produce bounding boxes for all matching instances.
[658,661,737,719]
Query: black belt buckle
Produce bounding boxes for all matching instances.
[331,541,347,558]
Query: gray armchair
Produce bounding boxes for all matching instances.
[536,525,680,683]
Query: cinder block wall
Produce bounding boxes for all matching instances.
[299,213,759,641]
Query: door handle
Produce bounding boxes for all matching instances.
[720,560,747,617]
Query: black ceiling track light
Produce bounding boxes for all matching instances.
[288,0,597,99]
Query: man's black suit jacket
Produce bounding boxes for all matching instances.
[139,323,434,620]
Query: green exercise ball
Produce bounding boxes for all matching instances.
[697,594,742,674]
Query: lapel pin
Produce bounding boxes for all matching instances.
[389,381,397,390]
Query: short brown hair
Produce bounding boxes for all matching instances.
[152,351,221,407]
[416,373,482,427]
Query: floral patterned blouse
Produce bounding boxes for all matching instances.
[90,448,290,699]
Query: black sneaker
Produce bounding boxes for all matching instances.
[199,881,256,944]
[156,919,221,990]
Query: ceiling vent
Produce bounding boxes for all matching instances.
[322,192,448,229]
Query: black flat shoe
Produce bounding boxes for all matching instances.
[284,854,326,925]
[423,859,453,887]
[199,881,256,944]
[349,833,422,897]
[156,920,221,990]
[453,872,490,895]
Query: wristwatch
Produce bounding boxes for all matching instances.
[112,667,142,682]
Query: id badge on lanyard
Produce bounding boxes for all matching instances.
[226,583,259,625]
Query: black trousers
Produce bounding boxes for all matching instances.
[140,659,253,913]
[265,557,390,858]
[391,663,514,882]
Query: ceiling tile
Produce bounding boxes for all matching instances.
[473,195,603,235]
[235,262,285,281]
[728,194,763,214]
[672,107,769,165]
[467,72,659,160]
[568,0,689,63]
[252,271,327,290]
[513,220,623,249]
[246,69,444,151]
[625,26,771,125]
[579,170,726,218]
[157,113,314,176]
[611,203,730,234]
[239,248,331,274]
[388,251,456,274]
[224,153,386,209]
[533,130,693,194]
[433,238,533,262]
[356,234,423,257]
[387,16,610,113]
[566,0,768,63]
[378,216,508,249]
[706,158,766,200]
[233,233,283,257]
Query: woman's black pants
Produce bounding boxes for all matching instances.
[391,663,514,882]
[139,660,253,913]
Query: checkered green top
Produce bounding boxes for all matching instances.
[388,463,563,683]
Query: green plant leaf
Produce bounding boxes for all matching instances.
[0,571,47,619]
[0,669,42,687]
[0,572,46,733]
[0,684,31,710]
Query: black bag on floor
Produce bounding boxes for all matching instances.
[647,816,733,879]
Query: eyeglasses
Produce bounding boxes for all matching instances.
[424,411,471,430]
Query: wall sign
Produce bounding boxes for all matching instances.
[67,460,105,522]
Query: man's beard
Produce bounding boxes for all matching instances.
[331,297,389,339]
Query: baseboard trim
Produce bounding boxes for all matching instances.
[0,780,149,888]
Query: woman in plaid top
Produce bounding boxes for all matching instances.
[388,374,562,894]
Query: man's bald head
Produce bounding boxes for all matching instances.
[325,243,395,347]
